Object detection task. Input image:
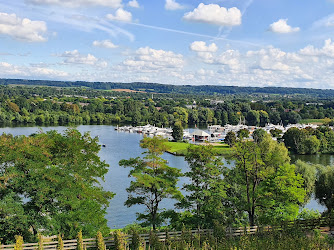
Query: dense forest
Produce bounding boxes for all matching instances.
[3,78,334,97]
[0,85,334,129]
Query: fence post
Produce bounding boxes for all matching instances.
[96,231,105,250]
[57,235,64,250]
[77,231,83,250]
[38,234,43,250]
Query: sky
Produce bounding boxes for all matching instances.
[2,0,334,89]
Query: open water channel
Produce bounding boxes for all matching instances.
[0,125,328,228]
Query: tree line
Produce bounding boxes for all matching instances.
[2,85,334,128]
[3,78,334,97]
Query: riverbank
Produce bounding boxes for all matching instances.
[165,141,233,156]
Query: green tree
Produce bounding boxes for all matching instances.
[0,129,114,241]
[315,166,334,213]
[270,128,283,138]
[224,137,304,226]
[224,131,237,147]
[252,128,266,143]
[221,111,228,126]
[304,135,320,154]
[119,136,182,230]
[246,110,260,126]
[257,163,306,224]
[294,160,317,204]
[237,128,249,140]
[179,145,225,228]
[283,127,306,154]
[172,107,188,125]
[259,110,269,127]
[172,121,183,141]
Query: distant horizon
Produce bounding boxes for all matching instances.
[3,77,334,92]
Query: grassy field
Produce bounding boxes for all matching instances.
[165,141,233,156]
[299,118,329,125]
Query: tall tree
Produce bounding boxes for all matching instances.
[119,136,182,230]
[224,136,305,226]
[172,121,183,141]
[179,145,225,228]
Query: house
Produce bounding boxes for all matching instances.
[191,130,210,141]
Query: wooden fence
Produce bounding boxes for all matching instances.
[2,216,334,250]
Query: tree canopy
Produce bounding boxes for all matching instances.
[224,135,305,226]
[119,136,182,230]
[0,129,113,243]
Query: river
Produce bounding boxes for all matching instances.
[0,125,328,228]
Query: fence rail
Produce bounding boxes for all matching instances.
[2,216,334,250]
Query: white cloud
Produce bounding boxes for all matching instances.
[215,50,241,70]
[183,3,241,26]
[165,0,185,11]
[93,40,118,49]
[0,61,68,78]
[300,39,334,58]
[190,41,218,52]
[269,19,300,33]
[312,14,334,28]
[128,0,139,8]
[106,8,132,22]
[0,12,47,42]
[59,50,107,67]
[121,47,184,71]
[26,0,122,8]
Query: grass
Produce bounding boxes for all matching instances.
[299,118,329,125]
[165,141,233,156]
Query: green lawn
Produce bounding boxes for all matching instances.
[165,141,233,156]
[299,118,328,125]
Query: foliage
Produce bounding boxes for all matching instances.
[315,165,334,213]
[270,128,283,138]
[177,145,226,228]
[0,83,333,130]
[224,136,305,226]
[171,121,183,141]
[113,230,127,250]
[119,136,182,230]
[57,235,63,250]
[14,236,23,250]
[224,131,237,147]
[252,128,266,143]
[76,231,83,250]
[0,129,113,242]
[283,127,306,154]
[96,231,105,250]
[237,128,250,140]
[129,228,143,250]
[294,160,317,204]
[297,208,321,220]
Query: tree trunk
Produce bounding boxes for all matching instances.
[249,213,255,226]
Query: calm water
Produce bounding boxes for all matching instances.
[0,125,329,228]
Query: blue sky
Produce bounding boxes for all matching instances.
[1,0,334,88]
